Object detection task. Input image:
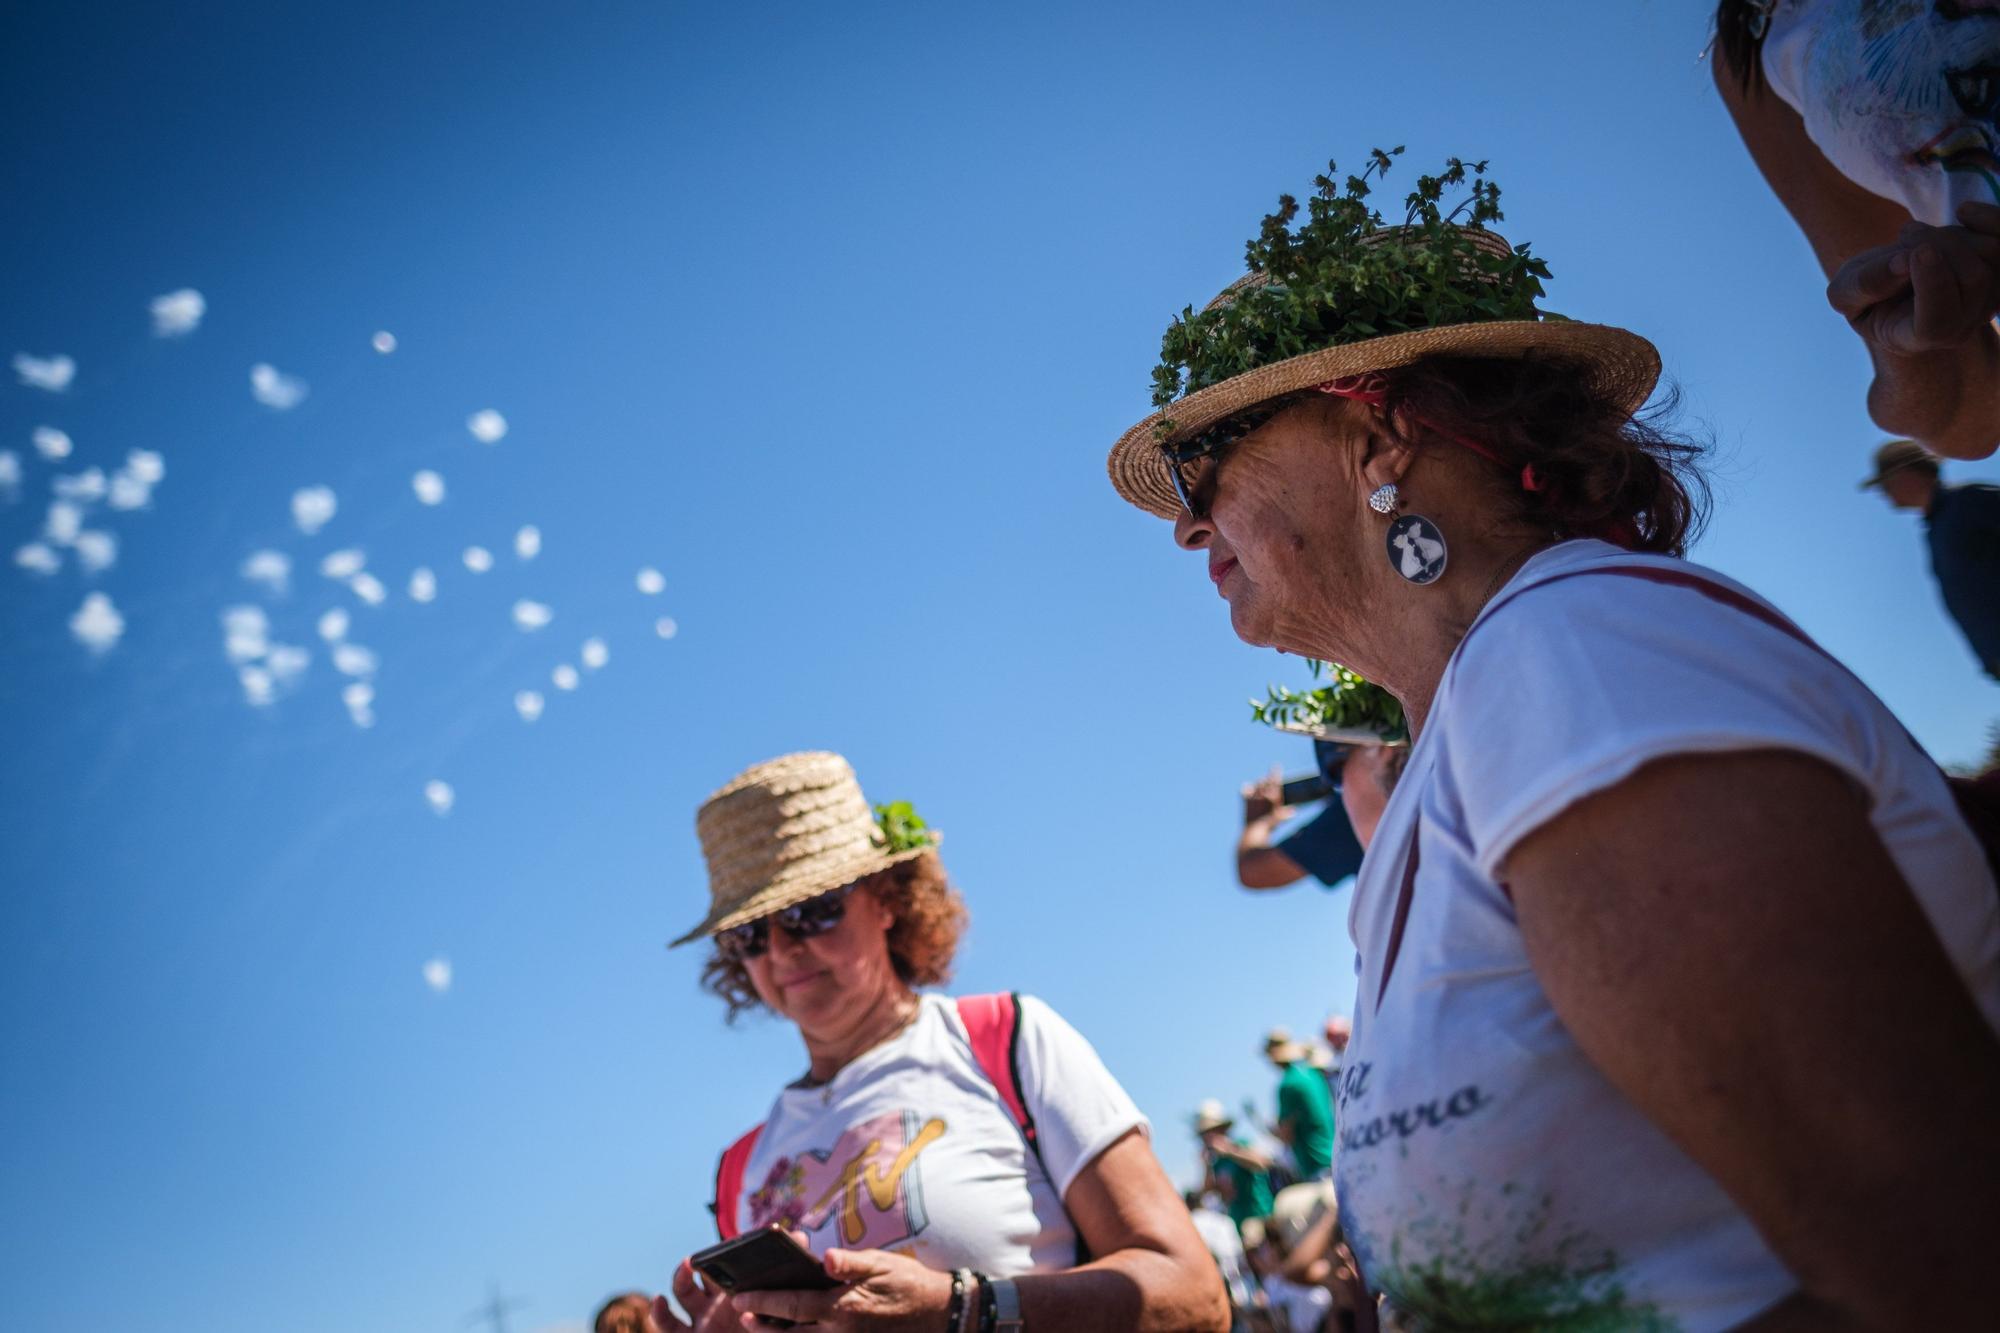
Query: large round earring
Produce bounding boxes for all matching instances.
[1386,513,1449,585]
[1367,484,1398,515]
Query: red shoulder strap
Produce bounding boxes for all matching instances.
[955,992,1038,1152]
[712,1124,763,1240]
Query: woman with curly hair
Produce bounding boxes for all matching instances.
[647,751,1225,1333]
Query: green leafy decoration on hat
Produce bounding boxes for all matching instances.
[872,800,934,853]
[1150,149,1555,425]
[1251,661,1409,744]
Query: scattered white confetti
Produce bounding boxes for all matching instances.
[512,599,554,631]
[514,525,541,560]
[372,330,397,355]
[72,530,116,574]
[222,605,271,663]
[106,449,165,510]
[552,663,580,691]
[319,548,366,580]
[408,567,437,603]
[462,546,493,573]
[149,288,206,337]
[250,363,309,410]
[15,354,76,393]
[411,470,446,505]
[70,591,124,653]
[342,681,375,728]
[32,427,72,461]
[45,500,83,546]
[332,642,378,677]
[580,637,609,670]
[238,664,275,706]
[422,957,452,993]
[348,572,387,606]
[317,608,350,642]
[123,450,165,486]
[52,468,106,503]
[240,549,291,595]
[655,617,678,639]
[292,486,337,535]
[635,567,665,595]
[466,409,507,444]
[423,780,454,816]
[265,643,310,685]
[0,450,19,497]
[14,543,60,574]
[513,690,545,723]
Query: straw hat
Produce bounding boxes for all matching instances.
[1269,1180,1338,1250]
[671,751,934,948]
[1107,226,1661,521]
[1858,438,1938,489]
[1264,1027,1309,1065]
[1193,1099,1235,1135]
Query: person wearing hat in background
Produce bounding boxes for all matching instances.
[1863,438,2000,680]
[1106,149,2000,1328]
[592,1292,658,1333]
[651,751,1226,1333]
[1194,1099,1276,1239]
[1262,1030,1335,1185]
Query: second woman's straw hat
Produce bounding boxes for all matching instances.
[671,750,933,948]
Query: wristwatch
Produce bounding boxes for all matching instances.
[989,1276,1023,1333]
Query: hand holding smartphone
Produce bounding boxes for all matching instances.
[689,1228,840,1329]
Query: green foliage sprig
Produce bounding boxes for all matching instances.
[873,801,933,853]
[1250,661,1409,744]
[1151,149,1554,423]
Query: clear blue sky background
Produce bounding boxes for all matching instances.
[4,3,1997,1330]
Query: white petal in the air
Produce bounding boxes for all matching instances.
[423,780,455,817]
[408,567,437,603]
[317,607,350,642]
[514,525,541,560]
[635,567,665,595]
[422,957,452,993]
[292,486,337,535]
[32,427,72,461]
[70,592,124,653]
[265,643,309,684]
[222,605,271,664]
[52,468,106,503]
[319,548,366,580]
[72,530,116,574]
[0,450,20,496]
[45,500,83,547]
[123,450,165,485]
[551,664,579,691]
[342,681,375,728]
[107,471,151,511]
[462,546,493,574]
[333,642,378,677]
[411,470,445,505]
[240,549,291,595]
[512,599,553,631]
[250,363,309,410]
[372,331,397,355]
[466,409,507,444]
[513,690,545,723]
[238,664,275,706]
[348,572,387,606]
[580,637,609,670]
[14,354,76,393]
[150,289,206,338]
[14,543,60,575]
[655,617,679,640]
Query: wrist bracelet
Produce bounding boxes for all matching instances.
[945,1269,969,1333]
[974,1271,995,1333]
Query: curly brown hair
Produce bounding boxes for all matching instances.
[700,850,969,1023]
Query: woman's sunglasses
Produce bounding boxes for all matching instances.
[715,883,858,961]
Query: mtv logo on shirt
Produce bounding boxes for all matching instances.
[747,1110,947,1250]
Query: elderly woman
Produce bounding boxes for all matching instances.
[1106,153,2000,1329]
[651,751,1225,1333]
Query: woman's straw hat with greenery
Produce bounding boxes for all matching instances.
[1107,149,1661,520]
[672,750,936,947]
[1253,661,1410,746]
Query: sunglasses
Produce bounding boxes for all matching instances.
[1162,398,1298,518]
[715,883,858,961]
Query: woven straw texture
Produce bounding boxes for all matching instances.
[671,750,929,947]
[1106,226,1661,520]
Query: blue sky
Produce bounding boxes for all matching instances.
[4,3,1997,1330]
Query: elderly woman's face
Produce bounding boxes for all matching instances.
[742,884,899,1030]
[1172,398,1371,651]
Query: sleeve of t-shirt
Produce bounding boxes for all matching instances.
[1439,569,1884,883]
[1012,994,1151,1201]
[1275,805,1365,887]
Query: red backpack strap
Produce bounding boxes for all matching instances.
[712,1124,763,1240]
[955,992,1040,1159]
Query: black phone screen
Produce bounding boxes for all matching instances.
[690,1227,841,1295]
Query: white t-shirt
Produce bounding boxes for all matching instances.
[1190,1205,1253,1307]
[1337,541,2000,1332]
[1262,1273,1333,1333]
[728,992,1148,1275]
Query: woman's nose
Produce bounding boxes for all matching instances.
[1173,507,1212,550]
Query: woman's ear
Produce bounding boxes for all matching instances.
[1359,414,1419,495]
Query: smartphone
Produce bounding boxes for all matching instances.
[1280,773,1334,805]
[691,1226,841,1295]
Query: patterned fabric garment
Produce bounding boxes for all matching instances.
[1763,0,2000,222]
[1335,540,2000,1332]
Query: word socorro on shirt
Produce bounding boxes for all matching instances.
[1337,1065,1492,1157]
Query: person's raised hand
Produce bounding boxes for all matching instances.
[1242,767,1292,826]
[1830,216,2000,355]
[728,1247,951,1331]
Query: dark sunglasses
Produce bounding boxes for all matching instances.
[1161,398,1299,518]
[715,883,858,961]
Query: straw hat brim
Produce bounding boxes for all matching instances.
[669,843,935,949]
[1271,720,1407,747]
[1266,1039,1311,1064]
[1107,320,1662,520]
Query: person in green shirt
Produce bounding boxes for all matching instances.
[1265,1029,1336,1180]
[1194,1100,1275,1232]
